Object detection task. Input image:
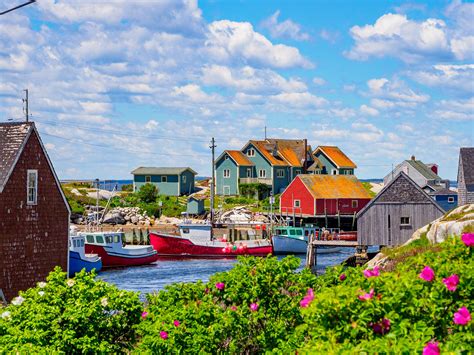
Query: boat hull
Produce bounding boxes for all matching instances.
[149,232,273,258]
[272,236,342,254]
[69,251,102,276]
[85,245,159,267]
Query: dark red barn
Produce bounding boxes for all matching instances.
[0,122,70,302]
[280,175,372,216]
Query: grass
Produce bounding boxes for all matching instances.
[361,182,377,198]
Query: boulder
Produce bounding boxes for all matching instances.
[131,216,139,224]
[102,212,126,225]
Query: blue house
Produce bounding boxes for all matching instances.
[423,185,458,212]
[131,167,197,196]
[186,196,205,215]
[215,139,313,196]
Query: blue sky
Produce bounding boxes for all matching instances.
[0,0,472,180]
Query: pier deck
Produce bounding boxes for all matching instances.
[311,240,358,247]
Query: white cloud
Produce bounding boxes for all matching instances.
[268,92,328,109]
[407,64,474,93]
[260,10,310,41]
[312,77,326,86]
[366,77,430,109]
[319,29,340,43]
[346,12,472,63]
[433,98,474,121]
[360,104,380,117]
[206,20,313,69]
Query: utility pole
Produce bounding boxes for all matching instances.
[264,126,267,140]
[209,137,216,225]
[23,89,29,122]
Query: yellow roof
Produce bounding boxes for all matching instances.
[249,139,310,167]
[226,150,254,166]
[299,175,371,199]
[250,140,289,166]
[315,146,356,168]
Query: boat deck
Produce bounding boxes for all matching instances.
[311,240,358,247]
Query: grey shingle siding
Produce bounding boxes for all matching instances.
[458,147,474,205]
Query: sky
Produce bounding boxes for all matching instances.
[0,0,473,180]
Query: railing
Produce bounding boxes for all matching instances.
[239,178,272,185]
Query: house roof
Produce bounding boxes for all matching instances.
[131,167,197,175]
[428,187,457,196]
[226,150,254,166]
[314,146,356,169]
[406,159,441,180]
[459,147,474,187]
[357,172,445,218]
[0,121,70,213]
[0,122,32,191]
[307,157,324,171]
[248,139,311,167]
[298,175,371,199]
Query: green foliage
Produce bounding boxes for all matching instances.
[135,256,317,353]
[223,196,256,205]
[0,268,143,353]
[361,182,377,198]
[121,183,133,192]
[462,222,474,234]
[137,183,159,203]
[239,183,271,200]
[109,193,185,218]
[297,236,474,353]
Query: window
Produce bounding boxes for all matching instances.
[289,229,296,236]
[259,169,266,178]
[448,197,455,203]
[277,169,284,178]
[246,168,252,177]
[27,169,38,205]
[295,229,303,236]
[247,148,255,157]
[223,169,230,178]
[352,200,358,208]
[86,235,94,243]
[114,235,120,243]
[182,175,186,183]
[161,176,167,183]
[105,235,113,243]
[294,170,301,175]
[225,155,229,160]
[400,217,411,226]
[294,200,301,208]
[145,176,151,183]
[182,228,190,234]
[332,169,338,175]
[96,235,104,244]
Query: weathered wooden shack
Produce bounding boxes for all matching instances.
[357,172,444,246]
[457,147,474,206]
[0,122,70,302]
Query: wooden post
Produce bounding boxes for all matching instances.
[352,211,356,230]
[139,229,144,245]
[132,229,138,245]
[306,233,317,273]
[146,228,150,244]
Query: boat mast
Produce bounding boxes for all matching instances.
[95,178,99,231]
[210,137,216,226]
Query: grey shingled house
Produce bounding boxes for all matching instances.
[458,147,474,206]
[357,172,444,246]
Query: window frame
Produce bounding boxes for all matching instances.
[27,169,38,205]
[145,175,151,183]
[161,176,167,183]
[352,200,358,208]
[246,168,252,177]
[400,217,411,226]
[182,175,186,183]
[223,169,230,178]
[294,199,301,208]
[448,197,455,203]
[276,169,285,178]
[258,169,266,178]
[247,148,255,157]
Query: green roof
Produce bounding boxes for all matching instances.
[406,160,441,180]
[131,167,197,175]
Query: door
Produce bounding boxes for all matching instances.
[223,186,231,195]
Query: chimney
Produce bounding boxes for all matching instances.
[411,155,416,161]
[303,139,307,173]
[426,163,438,175]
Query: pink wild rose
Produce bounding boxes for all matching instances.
[371,318,390,335]
[339,273,346,281]
[141,311,148,319]
[358,289,375,301]
[300,288,315,308]
[443,274,460,291]
[453,307,471,325]
[363,266,380,278]
[250,303,259,312]
[419,266,435,282]
[461,233,474,247]
[174,320,180,327]
[423,341,440,355]
[230,305,237,311]
[215,282,225,290]
[160,331,168,340]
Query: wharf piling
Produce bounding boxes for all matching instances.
[306,239,361,274]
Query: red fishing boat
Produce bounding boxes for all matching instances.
[82,231,159,267]
[149,224,273,258]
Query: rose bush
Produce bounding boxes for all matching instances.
[0,267,142,353]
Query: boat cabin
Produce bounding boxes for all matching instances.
[83,233,123,245]
[179,224,213,242]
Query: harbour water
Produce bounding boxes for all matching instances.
[98,249,356,297]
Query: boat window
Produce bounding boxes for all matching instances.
[105,235,113,243]
[295,229,303,236]
[114,235,120,243]
[86,235,94,243]
[289,229,296,236]
[80,239,85,247]
[96,235,104,244]
[304,230,309,236]
[182,228,190,234]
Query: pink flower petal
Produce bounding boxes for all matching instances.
[174,320,180,327]
[461,233,474,247]
[160,331,168,339]
[250,302,259,312]
[339,273,346,281]
[215,282,225,290]
[423,341,440,355]
[454,306,471,325]
[419,266,435,282]
[443,274,459,292]
[141,311,148,319]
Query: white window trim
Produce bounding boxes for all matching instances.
[332,169,338,175]
[246,168,252,177]
[400,217,411,226]
[259,169,266,178]
[161,176,167,183]
[247,148,255,157]
[294,200,300,208]
[223,169,230,178]
[27,169,38,205]
[182,175,186,183]
[277,169,284,178]
[145,175,151,183]
[448,197,455,203]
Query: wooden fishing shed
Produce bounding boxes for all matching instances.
[357,172,444,246]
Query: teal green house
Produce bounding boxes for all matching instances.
[131,167,197,196]
[186,196,205,215]
[313,146,356,175]
[215,139,313,196]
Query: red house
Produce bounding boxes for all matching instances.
[0,122,70,302]
[280,175,372,216]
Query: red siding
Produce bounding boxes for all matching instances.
[280,177,314,215]
[315,198,371,215]
[0,131,69,301]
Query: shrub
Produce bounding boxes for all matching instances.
[137,183,159,203]
[135,256,317,353]
[0,268,143,353]
[239,183,271,200]
[121,183,133,192]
